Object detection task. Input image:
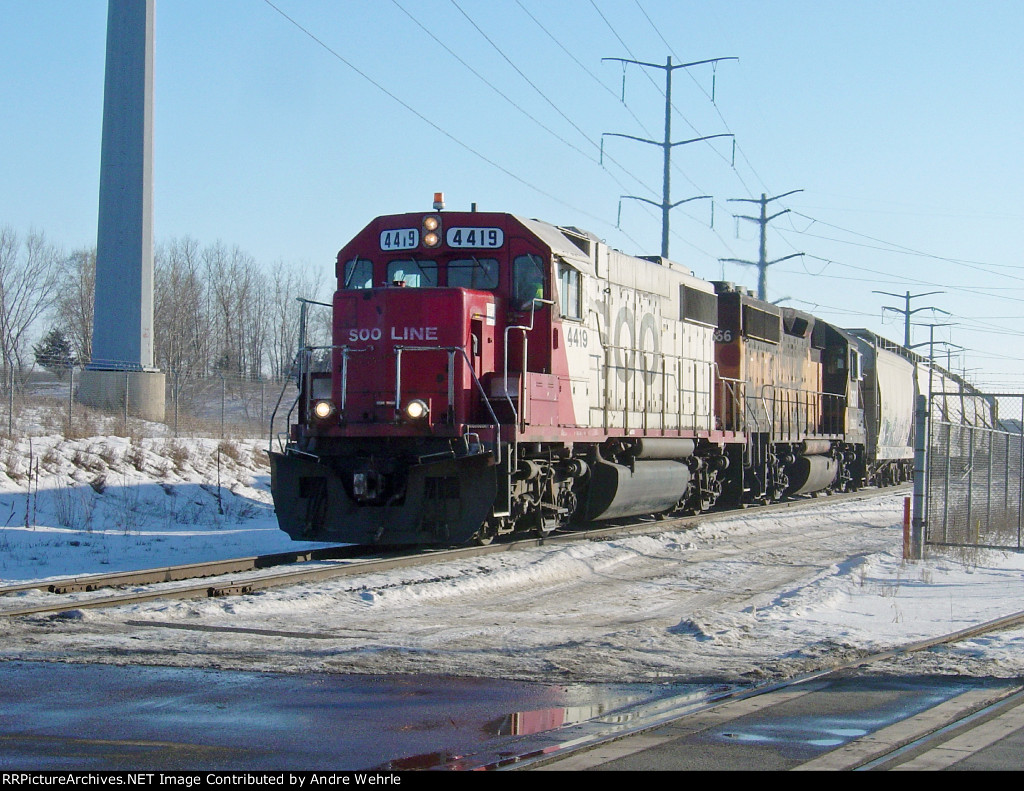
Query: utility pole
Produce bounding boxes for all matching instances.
[719,191,803,301]
[602,55,736,259]
[873,290,950,348]
[909,321,957,407]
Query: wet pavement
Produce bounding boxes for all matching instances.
[526,672,1024,771]
[6,662,1021,770]
[0,661,711,770]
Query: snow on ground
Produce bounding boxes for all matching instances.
[2,434,1024,684]
[0,433,333,582]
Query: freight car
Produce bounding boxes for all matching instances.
[848,328,996,486]
[267,201,975,546]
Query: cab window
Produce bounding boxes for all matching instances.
[387,259,437,288]
[558,261,581,320]
[448,257,499,290]
[342,257,373,289]
[512,254,546,310]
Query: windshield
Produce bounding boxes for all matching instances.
[342,257,373,289]
[447,257,499,290]
[387,259,438,288]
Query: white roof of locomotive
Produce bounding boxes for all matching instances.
[515,214,716,297]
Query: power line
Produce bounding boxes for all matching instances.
[602,56,735,259]
[719,191,803,300]
[872,290,949,348]
[260,0,614,231]
[786,211,1024,274]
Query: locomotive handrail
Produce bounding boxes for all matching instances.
[599,339,717,433]
[269,377,298,453]
[503,298,554,433]
[392,344,504,465]
[756,383,847,439]
[277,344,363,446]
[713,370,747,432]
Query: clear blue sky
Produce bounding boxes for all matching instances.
[2,1,1022,392]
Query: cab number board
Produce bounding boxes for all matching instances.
[446,227,504,249]
[380,228,419,251]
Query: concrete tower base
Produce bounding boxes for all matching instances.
[78,369,166,422]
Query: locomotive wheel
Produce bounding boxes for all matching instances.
[472,521,499,546]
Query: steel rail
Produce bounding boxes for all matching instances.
[0,546,366,596]
[0,486,904,619]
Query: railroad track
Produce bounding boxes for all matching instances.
[0,486,901,619]
[504,608,1024,772]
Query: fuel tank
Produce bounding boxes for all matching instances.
[583,459,691,521]
[784,454,838,496]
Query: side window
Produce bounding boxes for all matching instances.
[558,261,581,320]
[448,258,499,290]
[342,258,373,289]
[387,259,437,288]
[512,254,546,310]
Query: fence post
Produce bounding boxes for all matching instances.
[173,369,179,438]
[1019,396,1023,550]
[966,427,976,544]
[911,394,928,560]
[8,365,14,438]
[903,496,912,561]
[123,367,129,434]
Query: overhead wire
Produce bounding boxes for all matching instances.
[262,1,1017,386]
[260,0,630,240]
[444,0,664,210]
[582,0,749,261]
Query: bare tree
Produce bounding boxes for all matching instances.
[155,236,208,380]
[203,241,268,380]
[267,261,327,380]
[55,246,96,366]
[0,227,63,386]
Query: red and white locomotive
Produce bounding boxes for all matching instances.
[268,198,980,545]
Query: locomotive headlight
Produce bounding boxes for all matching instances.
[404,399,429,421]
[422,214,442,247]
[312,399,337,421]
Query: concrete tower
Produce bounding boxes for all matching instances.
[79,0,165,420]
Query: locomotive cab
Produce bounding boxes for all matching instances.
[270,208,574,544]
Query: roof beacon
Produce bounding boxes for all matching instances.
[433,192,445,211]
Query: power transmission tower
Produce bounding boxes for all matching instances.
[602,55,736,258]
[873,290,950,348]
[719,191,803,301]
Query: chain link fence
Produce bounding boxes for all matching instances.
[925,393,1024,551]
[1,365,298,444]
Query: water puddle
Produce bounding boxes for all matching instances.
[0,661,714,770]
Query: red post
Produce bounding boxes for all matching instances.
[903,496,912,560]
